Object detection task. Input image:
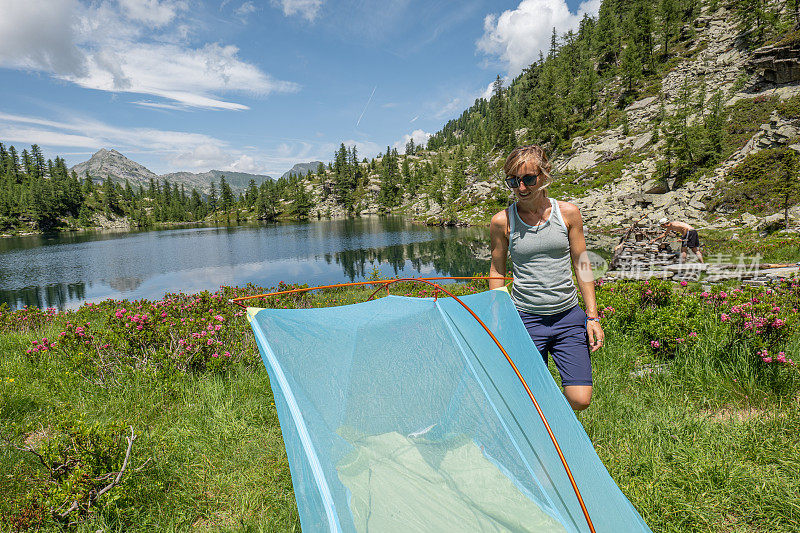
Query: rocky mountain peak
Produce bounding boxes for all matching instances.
[71,149,157,186]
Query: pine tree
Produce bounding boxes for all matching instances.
[102,176,119,216]
[209,181,218,215]
[219,177,233,211]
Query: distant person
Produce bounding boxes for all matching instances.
[488,145,602,411]
[650,218,704,263]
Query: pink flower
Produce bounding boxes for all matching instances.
[650,340,660,348]
[763,357,773,363]
[688,332,698,338]
[721,314,729,322]
[680,281,688,287]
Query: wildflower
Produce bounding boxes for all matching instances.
[688,332,698,338]
[763,357,773,363]
[650,340,660,348]
[721,313,729,322]
[680,281,688,287]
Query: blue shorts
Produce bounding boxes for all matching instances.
[518,305,593,386]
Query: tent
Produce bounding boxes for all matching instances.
[247,288,651,532]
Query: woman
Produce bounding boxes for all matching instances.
[488,145,603,411]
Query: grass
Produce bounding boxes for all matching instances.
[2,279,800,531]
[703,229,800,264]
[584,335,800,532]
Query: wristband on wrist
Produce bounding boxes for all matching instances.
[586,316,600,322]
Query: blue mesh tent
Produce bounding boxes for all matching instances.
[247,288,651,532]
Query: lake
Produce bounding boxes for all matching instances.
[0,217,491,310]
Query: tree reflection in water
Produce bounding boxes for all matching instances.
[332,232,489,281]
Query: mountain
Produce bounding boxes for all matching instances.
[70,149,273,196]
[280,161,323,180]
[159,170,273,195]
[71,149,157,187]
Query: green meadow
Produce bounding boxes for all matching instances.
[1,276,799,532]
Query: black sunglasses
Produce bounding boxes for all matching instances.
[505,174,539,189]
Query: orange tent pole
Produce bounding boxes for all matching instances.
[229,276,512,308]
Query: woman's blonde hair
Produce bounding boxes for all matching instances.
[503,145,552,189]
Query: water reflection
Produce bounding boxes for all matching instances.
[0,218,490,310]
[0,282,87,310]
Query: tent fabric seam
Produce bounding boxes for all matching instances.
[434,300,570,530]
[250,312,343,533]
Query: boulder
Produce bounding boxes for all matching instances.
[641,179,668,194]
[740,212,759,226]
[759,212,787,232]
[626,96,657,112]
[749,39,800,84]
[564,152,599,171]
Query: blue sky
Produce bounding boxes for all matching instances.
[0,0,598,177]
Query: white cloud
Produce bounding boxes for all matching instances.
[0,111,223,154]
[65,42,299,110]
[132,100,189,111]
[227,154,259,172]
[393,130,431,154]
[477,0,601,75]
[272,0,323,21]
[118,0,187,28]
[0,0,85,76]
[235,1,258,18]
[0,126,100,148]
[169,144,231,169]
[434,98,462,119]
[0,0,298,110]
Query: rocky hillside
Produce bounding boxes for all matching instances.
[70,149,273,196]
[280,162,323,180]
[298,2,800,233]
[562,6,800,232]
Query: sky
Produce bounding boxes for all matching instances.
[0,0,599,177]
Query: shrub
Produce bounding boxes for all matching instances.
[4,420,138,529]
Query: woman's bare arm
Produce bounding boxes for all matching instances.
[561,201,604,351]
[488,210,509,289]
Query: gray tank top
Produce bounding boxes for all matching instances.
[509,198,579,315]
